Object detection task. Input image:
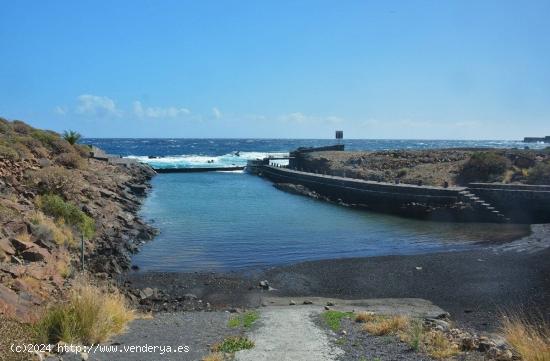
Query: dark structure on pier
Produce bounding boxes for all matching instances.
[524,136,550,143]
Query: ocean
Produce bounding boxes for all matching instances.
[82,139,537,271]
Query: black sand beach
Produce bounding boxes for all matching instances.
[124,227,550,333]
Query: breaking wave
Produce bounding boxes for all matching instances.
[126,151,289,169]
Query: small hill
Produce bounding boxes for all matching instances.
[0,118,156,321]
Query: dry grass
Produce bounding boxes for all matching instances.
[424,330,459,359]
[30,211,76,248]
[399,320,459,359]
[361,315,410,336]
[501,313,550,361]
[36,283,134,345]
[355,311,376,323]
[202,352,224,361]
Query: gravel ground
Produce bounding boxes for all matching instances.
[46,312,238,361]
[323,317,434,361]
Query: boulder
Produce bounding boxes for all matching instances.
[0,238,15,255]
[21,246,51,262]
[139,287,155,300]
[10,238,33,252]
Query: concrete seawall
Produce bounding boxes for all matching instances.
[258,165,550,223]
[468,183,550,223]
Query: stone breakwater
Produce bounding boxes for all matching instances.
[0,155,156,321]
[256,146,550,223]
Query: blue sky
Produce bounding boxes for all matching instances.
[1,0,549,139]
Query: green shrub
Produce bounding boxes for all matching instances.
[458,152,509,183]
[527,162,550,185]
[37,194,95,239]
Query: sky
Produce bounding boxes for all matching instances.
[0,0,549,139]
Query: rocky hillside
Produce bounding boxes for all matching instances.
[0,119,156,321]
[296,148,550,187]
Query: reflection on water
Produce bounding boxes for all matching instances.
[132,172,529,272]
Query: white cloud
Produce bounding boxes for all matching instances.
[279,112,343,124]
[212,107,222,119]
[76,94,121,117]
[133,101,190,119]
[53,106,68,115]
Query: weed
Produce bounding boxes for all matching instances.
[424,330,459,359]
[228,310,259,328]
[501,312,550,361]
[323,310,353,332]
[211,336,254,353]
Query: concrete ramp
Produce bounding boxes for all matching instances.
[234,306,343,361]
[235,298,446,361]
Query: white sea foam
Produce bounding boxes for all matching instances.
[126,151,288,168]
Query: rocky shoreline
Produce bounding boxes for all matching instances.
[0,119,159,320]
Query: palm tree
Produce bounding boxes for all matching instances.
[63,130,82,145]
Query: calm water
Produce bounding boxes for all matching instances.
[83,138,537,271]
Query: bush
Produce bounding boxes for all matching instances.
[31,129,73,155]
[30,211,76,248]
[12,120,33,135]
[28,166,82,197]
[37,194,95,239]
[527,162,550,185]
[0,142,19,160]
[458,152,509,183]
[55,152,86,169]
[36,284,134,344]
[15,136,49,158]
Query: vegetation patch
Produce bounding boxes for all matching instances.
[360,314,409,336]
[527,162,550,185]
[35,283,134,345]
[398,319,459,359]
[211,336,255,353]
[202,353,224,361]
[28,166,82,197]
[501,312,550,361]
[37,194,95,239]
[228,310,259,328]
[458,151,509,183]
[323,310,354,332]
[30,211,77,248]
